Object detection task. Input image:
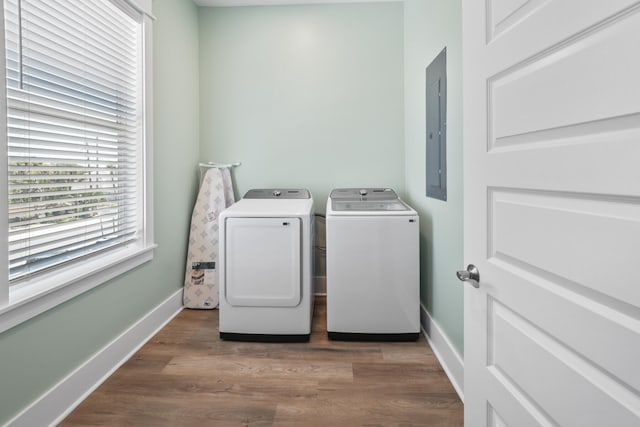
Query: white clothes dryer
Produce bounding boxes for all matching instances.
[219,189,314,341]
[326,188,419,341]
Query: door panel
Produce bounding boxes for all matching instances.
[225,217,301,307]
[490,189,640,305]
[489,10,640,145]
[488,298,639,427]
[463,0,640,425]
[485,1,640,66]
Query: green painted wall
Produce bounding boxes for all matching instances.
[403,0,464,355]
[0,3,465,423]
[198,3,404,210]
[0,0,201,423]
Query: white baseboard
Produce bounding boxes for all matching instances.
[420,303,464,401]
[6,289,184,427]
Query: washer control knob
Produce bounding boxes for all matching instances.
[273,190,282,197]
[359,189,368,196]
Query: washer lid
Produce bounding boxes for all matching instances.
[330,188,397,201]
[329,187,409,211]
[243,188,311,199]
[332,199,410,211]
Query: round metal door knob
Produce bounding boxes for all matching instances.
[456,264,480,288]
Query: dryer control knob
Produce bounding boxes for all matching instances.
[273,190,282,197]
[359,189,368,196]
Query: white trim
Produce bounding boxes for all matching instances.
[5,289,184,427]
[0,0,156,335]
[194,0,402,6]
[313,275,326,295]
[117,0,155,19]
[142,12,155,248]
[0,244,156,334]
[0,0,8,309]
[420,302,464,401]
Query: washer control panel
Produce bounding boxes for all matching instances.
[329,188,408,211]
[330,188,397,201]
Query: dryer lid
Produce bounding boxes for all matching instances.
[243,188,311,199]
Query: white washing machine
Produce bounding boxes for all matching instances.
[326,188,419,341]
[219,189,314,341]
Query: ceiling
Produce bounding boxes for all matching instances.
[194,0,401,6]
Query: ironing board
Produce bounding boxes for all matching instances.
[183,167,235,308]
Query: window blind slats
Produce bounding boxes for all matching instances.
[5,26,138,94]
[18,36,137,90]
[9,151,137,164]
[9,230,139,266]
[5,55,138,104]
[7,96,139,133]
[9,213,138,245]
[7,76,138,116]
[17,0,138,57]
[5,0,143,280]
[24,2,138,56]
[8,186,137,204]
[48,0,138,46]
[8,173,135,183]
[9,204,139,229]
[10,228,138,259]
[9,188,136,206]
[7,165,138,175]
[9,215,138,246]
[7,141,136,158]
[9,229,137,278]
[8,166,137,175]
[8,112,138,140]
[8,137,136,157]
[7,71,138,114]
[8,178,136,191]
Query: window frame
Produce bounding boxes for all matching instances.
[0,0,155,334]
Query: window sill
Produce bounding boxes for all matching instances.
[0,243,156,334]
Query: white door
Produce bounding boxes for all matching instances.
[462,1,640,426]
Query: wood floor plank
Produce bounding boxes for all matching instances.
[67,393,278,427]
[352,362,457,390]
[61,296,463,426]
[162,355,355,381]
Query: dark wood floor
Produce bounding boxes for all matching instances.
[61,297,463,426]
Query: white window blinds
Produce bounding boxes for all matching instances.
[4,0,143,281]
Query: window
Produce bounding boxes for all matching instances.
[0,0,154,331]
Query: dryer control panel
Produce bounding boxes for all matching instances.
[244,188,311,199]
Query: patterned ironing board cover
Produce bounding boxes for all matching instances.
[183,167,235,309]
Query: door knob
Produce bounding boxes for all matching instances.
[456,264,480,288]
